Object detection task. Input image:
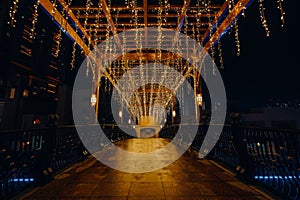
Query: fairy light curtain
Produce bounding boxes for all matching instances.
[6,0,286,123]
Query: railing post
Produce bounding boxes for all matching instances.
[231,126,254,181]
[34,125,57,185]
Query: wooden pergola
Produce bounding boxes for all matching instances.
[39,0,254,56]
[38,0,254,124]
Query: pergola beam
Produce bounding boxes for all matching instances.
[204,0,254,50]
[39,0,91,55]
[201,1,228,45]
[56,0,91,42]
[177,0,191,31]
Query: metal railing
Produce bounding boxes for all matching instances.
[240,126,300,199]
[1,124,299,199]
[0,126,85,199]
[160,124,300,199]
[0,124,132,199]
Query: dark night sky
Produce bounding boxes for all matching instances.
[219,0,299,110]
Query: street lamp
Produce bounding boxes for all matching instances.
[119,110,123,118]
[172,110,176,117]
[91,94,97,107]
[196,94,202,106]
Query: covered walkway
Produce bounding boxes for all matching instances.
[22,139,270,199]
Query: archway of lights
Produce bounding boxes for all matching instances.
[7,0,286,125]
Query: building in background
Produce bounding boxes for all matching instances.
[241,99,300,129]
[0,1,83,130]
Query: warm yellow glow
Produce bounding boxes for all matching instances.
[196,94,202,106]
[23,89,29,97]
[91,94,97,106]
[118,110,123,118]
[172,110,176,117]
[139,116,159,126]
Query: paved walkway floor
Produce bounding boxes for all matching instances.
[23,138,270,199]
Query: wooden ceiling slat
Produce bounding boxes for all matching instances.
[77,13,217,19]
[70,5,222,11]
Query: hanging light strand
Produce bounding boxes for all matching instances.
[241,6,246,18]
[69,0,76,70]
[71,25,77,70]
[184,14,190,60]
[54,0,68,58]
[217,39,224,69]
[94,1,102,45]
[164,0,169,24]
[227,0,234,32]
[196,0,202,43]
[105,30,115,93]
[234,19,241,56]
[54,24,62,57]
[51,0,57,19]
[30,0,40,39]
[8,0,20,27]
[82,0,92,54]
[83,0,92,30]
[258,0,270,37]
[71,41,76,70]
[277,0,285,27]
[207,0,217,75]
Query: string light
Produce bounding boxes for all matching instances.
[54,25,62,57]
[241,7,246,18]
[8,0,20,27]
[54,0,69,58]
[82,0,91,55]
[217,39,224,69]
[70,10,81,70]
[227,0,234,32]
[30,0,40,39]
[83,0,92,75]
[71,24,77,70]
[196,0,202,42]
[86,61,90,77]
[277,0,285,27]
[205,0,217,75]
[24,0,287,121]
[65,0,72,20]
[51,0,57,20]
[234,19,241,56]
[258,0,270,37]
[84,0,91,30]
[208,22,216,75]
[93,1,102,46]
[103,21,110,92]
[164,0,169,23]
[71,41,76,70]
